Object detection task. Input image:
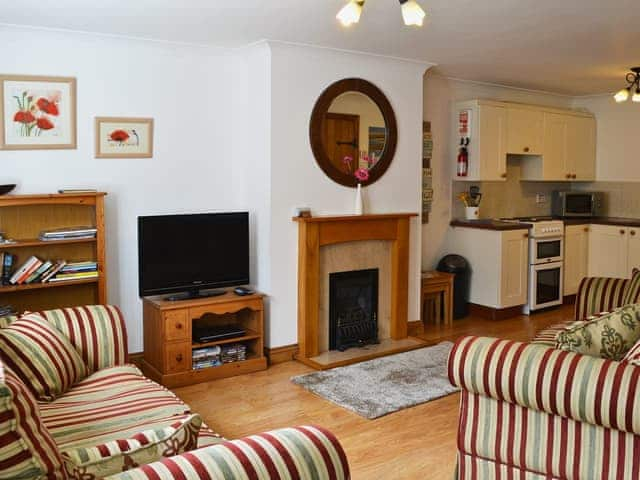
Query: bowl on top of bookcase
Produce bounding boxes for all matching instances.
[0,185,16,196]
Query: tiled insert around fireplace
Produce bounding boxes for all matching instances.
[329,268,379,351]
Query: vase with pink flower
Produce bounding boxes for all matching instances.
[353,167,370,215]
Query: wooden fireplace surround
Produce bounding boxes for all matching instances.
[293,213,420,369]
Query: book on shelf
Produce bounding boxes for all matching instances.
[0,253,15,285]
[10,256,41,285]
[38,226,97,241]
[49,271,99,281]
[40,261,67,283]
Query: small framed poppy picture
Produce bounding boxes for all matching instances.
[0,74,77,150]
[95,117,154,159]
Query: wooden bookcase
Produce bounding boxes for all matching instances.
[142,291,267,388]
[0,193,107,313]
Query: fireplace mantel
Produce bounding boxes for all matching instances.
[293,212,423,369]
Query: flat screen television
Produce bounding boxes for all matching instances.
[138,212,249,300]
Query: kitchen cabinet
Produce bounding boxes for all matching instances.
[521,113,596,182]
[506,107,544,155]
[453,100,507,181]
[588,224,629,278]
[447,226,529,309]
[564,224,589,296]
[455,100,596,182]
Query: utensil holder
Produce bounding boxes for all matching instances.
[465,207,480,220]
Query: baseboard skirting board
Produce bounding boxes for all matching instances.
[407,320,424,336]
[265,344,299,365]
[469,303,523,321]
[563,294,576,305]
[128,351,144,370]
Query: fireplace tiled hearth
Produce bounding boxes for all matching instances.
[293,213,426,370]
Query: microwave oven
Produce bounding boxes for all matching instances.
[551,191,602,217]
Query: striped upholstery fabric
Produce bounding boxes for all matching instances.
[458,391,640,479]
[0,313,87,401]
[574,276,629,322]
[39,365,223,451]
[448,336,640,435]
[62,414,203,479]
[457,453,559,480]
[623,337,640,366]
[0,364,65,479]
[105,426,350,480]
[0,315,17,329]
[623,268,640,306]
[531,320,587,346]
[38,305,128,373]
[449,336,640,479]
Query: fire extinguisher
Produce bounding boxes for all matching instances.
[457,138,469,177]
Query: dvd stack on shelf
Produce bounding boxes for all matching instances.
[192,346,222,370]
[0,305,15,317]
[220,343,247,363]
[38,226,97,241]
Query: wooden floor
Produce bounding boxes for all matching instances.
[174,305,573,480]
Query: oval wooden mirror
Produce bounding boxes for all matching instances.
[309,78,397,187]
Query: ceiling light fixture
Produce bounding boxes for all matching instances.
[336,0,427,27]
[614,67,640,103]
[337,0,365,27]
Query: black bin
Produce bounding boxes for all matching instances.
[437,254,470,320]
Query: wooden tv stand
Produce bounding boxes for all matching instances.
[141,290,267,388]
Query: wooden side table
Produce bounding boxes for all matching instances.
[421,271,454,327]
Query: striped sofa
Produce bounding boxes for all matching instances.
[449,335,640,479]
[0,305,349,480]
[533,273,640,347]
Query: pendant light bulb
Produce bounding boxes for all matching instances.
[614,87,630,103]
[633,88,640,103]
[337,0,364,27]
[400,0,426,26]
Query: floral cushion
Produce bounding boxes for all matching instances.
[62,414,203,480]
[0,312,87,400]
[556,304,640,360]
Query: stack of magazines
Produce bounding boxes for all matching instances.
[39,226,97,241]
[192,346,222,370]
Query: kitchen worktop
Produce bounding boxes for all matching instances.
[451,217,640,230]
[449,219,530,231]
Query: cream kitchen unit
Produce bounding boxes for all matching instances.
[564,222,640,296]
[453,100,596,182]
[448,223,529,310]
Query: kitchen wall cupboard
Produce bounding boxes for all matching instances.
[453,100,596,182]
[447,226,529,309]
[506,107,544,155]
[563,224,589,296]
[452,100,507,181]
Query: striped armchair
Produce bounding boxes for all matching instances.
[533,273,640,346]
[0,306,349,480]
[449,335,640,479]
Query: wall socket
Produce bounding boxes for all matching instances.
[535,193,547,204]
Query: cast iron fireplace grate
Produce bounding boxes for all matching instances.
[329,268,379,351]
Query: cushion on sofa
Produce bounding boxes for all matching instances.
[623,336,640,366]
[39,364,224,452]
[0,314,17,329]
[0,364,66,479]
[37,305,128,373]
[556,303,640,360]
[62,414,203,480]
[0,313,87,401]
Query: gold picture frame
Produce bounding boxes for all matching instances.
[0,74,77,150]
[95,116,154,159]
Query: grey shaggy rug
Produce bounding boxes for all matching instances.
[291,342,459,419]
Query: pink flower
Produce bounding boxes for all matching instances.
[354,167,369,182]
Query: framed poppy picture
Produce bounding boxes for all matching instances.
[0,74,77,150]
[95,117,154,158]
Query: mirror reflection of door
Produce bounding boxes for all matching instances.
[322,113,359,174]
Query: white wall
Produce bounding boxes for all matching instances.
[0,26,236,352]
[268,42,429,347]
[572,94,640,181]
[421,73,573,269]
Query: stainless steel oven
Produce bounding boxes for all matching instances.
[552,191,602,217]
